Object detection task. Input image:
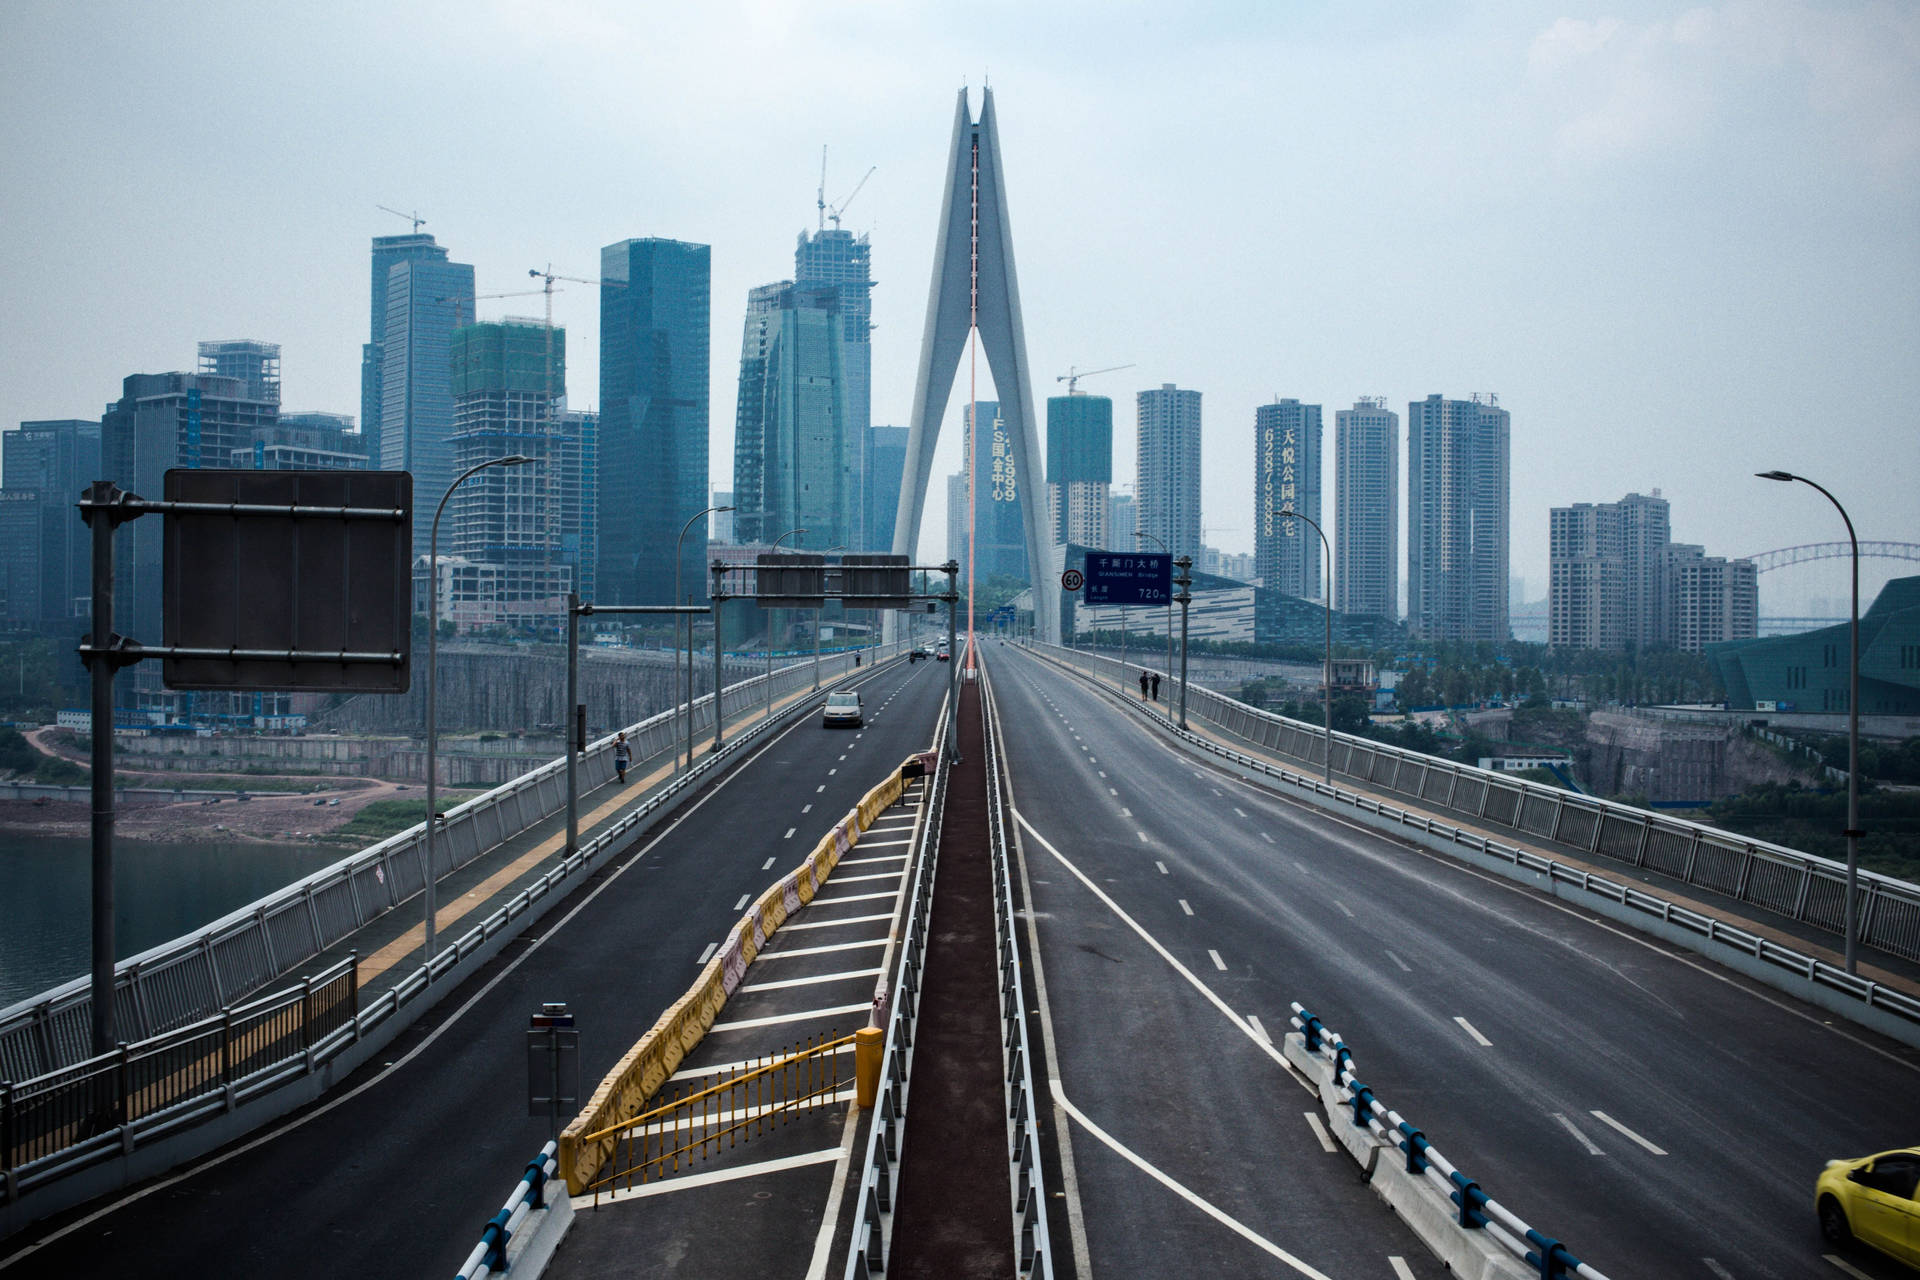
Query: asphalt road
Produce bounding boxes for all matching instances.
[0,656,949,1279]
[986,643,1920,1280]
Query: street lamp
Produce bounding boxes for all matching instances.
[676,505,733,772]
[768,528,807,721]
[1136,531,1175,705]
[818,545,846,691]
[1757,470,1864,973]
[1282,508,1335,784]
[425,454,534,963]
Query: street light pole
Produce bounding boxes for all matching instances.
[1136,531,1174,704]
[1757,470,1863,973]
[426,454,534,963]
[1282,508,1335,784]
[676,505,732,773]
[767,528,807,721]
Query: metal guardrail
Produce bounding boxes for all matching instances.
[1029,640,1920,964]
[2,655,898,1212]
[0,644,900,1083]
[981,664,1054,1278]
[454,1141,560,1280]
[1289,1005,1610,1280]
[844,705,949,1279]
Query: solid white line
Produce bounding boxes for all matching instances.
[1208,949,1227,971]
[1389,1258,1417,1280]
[733,894,752,911]
[1552,1112,1604,1155]
[826,873,903,885]
[782,912,892,931]
[1247,1015,1271,1045]
[804,1107,865,1280]
[1454,1016,1492,1047]
[739,966,883,993]
[1303,1112,1337,1153]
[710,1002,871,1033]
[1590,1110,1667,1155]
[697,942,718,965]
[757,938,886,960]
[1179,899,1194,916]
[1054,1087,1336,1280]
[1824,1255,1875,1279]
[839,853,908,867]
[854,836,913,848]
[578,1145,844,1206]
[1334,901,1355,919]
[1386,950,1411,972]
[805,890,897,906]
[1155,861,1169,875]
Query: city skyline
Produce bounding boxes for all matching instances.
[1,4,1914,616]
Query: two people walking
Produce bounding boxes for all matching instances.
[1138,670,1162,702]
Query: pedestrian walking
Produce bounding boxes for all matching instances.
[1151,672,1162,702]
[613,732,631,784]
[1138,670,1150,699]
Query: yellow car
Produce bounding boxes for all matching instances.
[1817,1147,1920,1268]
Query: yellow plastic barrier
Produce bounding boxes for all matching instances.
[559,756,919,1194]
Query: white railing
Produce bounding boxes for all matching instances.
[1025,640,1920,965]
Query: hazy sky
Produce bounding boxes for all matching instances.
[3,0,1914,615]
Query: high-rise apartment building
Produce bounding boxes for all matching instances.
[732,281,853,551]
[1107,491,1136,550]
[379,252,475,558]
[600,237,710,605]
[3,418,101,625]
[362,234,453,471]
[1136,384,1202,560]
[0,491,43,630]
[1548,491,1671,651]
[198,340,281,404]
[864,427,908,554]
[946,471,969,574]
[795,228,872,541]
[1666,545,1758,654]
[1046,394,1112,551]
[1407,394,1510,642]
[1335,397,1398,618]
[1254,399,1322,600]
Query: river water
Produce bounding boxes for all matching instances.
[0,835,343,1010]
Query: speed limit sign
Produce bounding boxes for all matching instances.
[1060,568,1085,592]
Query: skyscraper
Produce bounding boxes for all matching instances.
[197,341,281,404]
[863,426,908,553]
[1107,491,1136,550]
[1136,384,1202,561]
[795,227,872,540]
[1548,491,1671,651]
[732,282,853,551]
[957,401,1029,582]
[3,418,101,625]
[1253,398,1322,600]
[1046,394,1111,550]
[362,234,452,471]
[379,253,475,557]
[1407,394,1510,642]
[600,237,710,605]
[1335,397,1398,618]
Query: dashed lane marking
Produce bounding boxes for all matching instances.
[1259,832,1273,844]
[784,827,796,839]
[1304,1112,1337,1153]
[1155,861,1168,875]
[1389,1259,1417,1280]
[1178,900,1194,916]
[1208,949,1227,971]
[698,942,717,964]
[1824,1258,1874,1280]
[762,857,776,870]
[802,803,813,813]
[1119,807,1133,818]
[1552,1112,1604,1156]
[1590,1110,1667,1155]
[1334,901,1355,919]
[1454,1016,1492,1047]
[1386,950,1412,972]
[1234,807,1248,817]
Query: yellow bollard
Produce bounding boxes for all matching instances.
[854,1026,884,1109]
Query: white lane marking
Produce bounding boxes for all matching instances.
[1155,861,1169,875]
[1136,831,1149,842]
[1385,950,1412,972]
[763,857,777,870]
[1109,788,1118,796]
[1389,1259,1417,1280]
[1097,770,1107,778]
[1088,758,1097,764]
[1179,899,1194,916]
[1295,861,1309,873]
[782,912,893,931]
[828,768,837,775]
[579,1146,843,1206]
[1590,1110,1667,1155]
[1824,1256,1875,1279]
[804,890,897,906]
[710,1001,871,1033]
[1247,1015,1271,1044]
[839,853,909,867]
[825,873,901,885]
[802,803,813,814]
[697,942,718,965]
[784,827,797,839]
[757,938,886,960]
[733,894,752,911]
[804,1107,866,1280]
[1304,1112,1337,1153]
[1552,1112,1604,1155]
[1053,1088,1336,1280]
[1119,807,1133,818]
[1334,900,1355,919]
[1259,831,1274,844]
[740,966,884,994]
[1454,1017,1493,1047]
[1208,949,1227,971]
[853,836,913,848]
[1211,788,1223,796]
[1234,807,1248,817]
[816,784,826,792]
[1013,811,1292,1076]
[1702,1261,1734,1280]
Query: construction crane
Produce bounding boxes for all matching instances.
[526,266,629,564]
[816,147,876,230]
[435,289,545,331]
[1056,363,1134,395]
[376,204,427,233]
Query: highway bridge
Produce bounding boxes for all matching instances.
[4,642,1920,1279]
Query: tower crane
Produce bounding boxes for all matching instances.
[526,266,629,565]
[828,166,876,229]
[1056,363,1134,395]
[435,289,545,331]
[375,204,427,232]
[816,146,877,230]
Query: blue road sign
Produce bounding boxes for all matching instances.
[1084,553,1171,605]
